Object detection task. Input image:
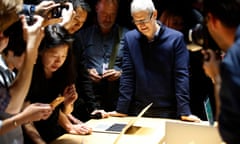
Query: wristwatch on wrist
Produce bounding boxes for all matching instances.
[30,5,36,15]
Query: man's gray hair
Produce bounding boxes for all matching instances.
[130,0,156,16]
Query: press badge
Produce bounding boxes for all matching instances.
[102,63,109,74]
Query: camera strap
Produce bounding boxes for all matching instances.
[108,26,123,69]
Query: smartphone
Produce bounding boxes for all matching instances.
[204,96,214,126]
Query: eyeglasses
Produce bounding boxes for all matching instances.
[132,12,153,25]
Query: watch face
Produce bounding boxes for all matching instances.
[30,5,35,13]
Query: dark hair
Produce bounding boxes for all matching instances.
[73,0,91,12]
[0,0,22,31]
[38,24,76,89]
[203,0,240,28]
[39,24,73,52]
[3,20,26,56]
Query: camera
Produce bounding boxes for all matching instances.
[26,15,35,26]
[188,23,220,51]
[188,23,221,61]
[51,3,69,18]
[188,23,204,47]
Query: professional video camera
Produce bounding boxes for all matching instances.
[188,23,221,61]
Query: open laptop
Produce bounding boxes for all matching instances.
[163,121,223,144]
[92,103,153,134]
[162,95,224,144]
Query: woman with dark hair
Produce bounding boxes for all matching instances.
[23,24,92,144]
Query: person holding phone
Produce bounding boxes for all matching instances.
[73,0,128,120]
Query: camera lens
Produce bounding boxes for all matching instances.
[26,15,34,25]
[51,6,62,18]
[188,23,204,46]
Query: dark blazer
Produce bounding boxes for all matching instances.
[116,23,191,118]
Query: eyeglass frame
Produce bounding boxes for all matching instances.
[132,12,153,25]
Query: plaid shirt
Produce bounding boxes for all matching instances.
[0,83,10,112]
[0,56,13,112]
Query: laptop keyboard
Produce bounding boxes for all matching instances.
[106,124,126,132]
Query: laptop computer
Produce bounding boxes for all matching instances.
[163,121,223,144]
[92,103,153,134]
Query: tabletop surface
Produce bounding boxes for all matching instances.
[50,116,224,144]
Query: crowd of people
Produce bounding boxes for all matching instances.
[0,0,240,144]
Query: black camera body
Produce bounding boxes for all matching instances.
[188,23,205,47]
[51,3,68,18]
[26,15,35,26]
[188,23,221,61]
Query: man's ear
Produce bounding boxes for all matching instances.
[207,13,220,28]
[8,50,14,57]
[207,13,223,31]
[0,36,9,52]
[153,10,158,20]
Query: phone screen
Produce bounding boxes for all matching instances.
[204,96,214,126]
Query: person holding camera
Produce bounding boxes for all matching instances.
[0,20,54,144]
[0,0,54,143]
[0,0,62,115]
[58,0,91,34]
[0,0,64,143]
[201,0,240,143]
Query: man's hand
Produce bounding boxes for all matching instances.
[58,2,75,30]
[88,68,102,82]
[35,1,60,18]
[108,111,127,117]
[202,49,221,83]
[21,14,45,63]
[35,1,63,27]
[91,109,109,118]
[102,69,122,81]
[181,114,201,122]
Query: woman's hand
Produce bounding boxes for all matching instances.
[58,111,92,135]
[62,84,78,114]
[21,103,53,123]
[63,84,78,105]
[68,123,92,135]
